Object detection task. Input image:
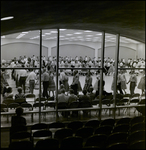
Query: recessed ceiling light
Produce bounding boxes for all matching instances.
[74,32,82,34]
[86,35,93,37]
[84,30,92,32]
[1,36,5,38]
[1,16,14,21]
[50,31,57,33]
[60,29,66,31]
[22,32,29,34]
[77,36,83,38]
[66,34,73,36]
[45,33,51,35]
[96,33,102,35]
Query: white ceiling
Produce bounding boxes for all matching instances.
[1,29,141,44]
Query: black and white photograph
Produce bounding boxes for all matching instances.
[1,1,145,149]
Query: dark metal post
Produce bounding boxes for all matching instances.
[56,28,59,121]
[113,34,120,119]
[39,29,42,123]
[99,31,105,121]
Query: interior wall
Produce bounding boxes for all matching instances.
[137,43,145,59]
[1,42,48,60]
[98,46,136,62]
[51,44,95,58]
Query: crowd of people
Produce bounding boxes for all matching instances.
[1,55,145,105]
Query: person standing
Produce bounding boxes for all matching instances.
[59,69,66,85]
[117,71,124,94]
[26,69,37,94]
[18,65,28,94]
[120,70,127,94]
[71,70,81,95]
[83,71,92,93]
[63,71,69,93]
[137,71,145,95]
[127,70,137,96]
[48,71,55,97]
[42,68,50,99]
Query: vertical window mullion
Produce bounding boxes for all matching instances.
[39,29,42,123]
[113,34,120,119]
[99,31,105,121]
[55,28,60,121]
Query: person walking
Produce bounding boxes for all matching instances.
[42,68,50,99]
[83,71,92,93]
[127,70,137,96]
[26,69,37,94]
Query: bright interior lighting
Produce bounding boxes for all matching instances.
[86,35,93,37]
[84,30,92,32]
[1,36,5,38]
[66,34,73,36]
[22,32,29,34]
[45,33,51,35]
[60,29,66,31]
[1,16,14,21]
[74,32,82,34]
[50,31,57,33]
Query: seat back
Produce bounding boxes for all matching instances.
[10,131,31,143]
[54,128,73,143]
[25,94,35,98]
[60,136,83,149]
[3,99,14,105]
[85,120,100,130]
[35,97,46,103]
[57,102,68,109]
[8,103,20,109]
[130,116,145,126]
[91,99,99,105]
[69,101,79,108]
[15,98,26,104]
[35,138,59,149]
[100,118,115,127]
[107,142,128,149]
[116,117,131,125]
[31,123,48,132]
[49,121,65,129]
[75,127,94,140]
[67,121,83,133]
[128,130,145,145]
[85,134,108,148]
[130,122,145,133]
[107,132,128,145]
[128,140,145,149]
[21,103,33,110]
[0,103,8,112]
[94,125,113,136]
[79,101,92,108]
[112,124,130,133]
[9,141,34,149]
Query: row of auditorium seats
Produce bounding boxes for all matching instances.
[9,116,145,149]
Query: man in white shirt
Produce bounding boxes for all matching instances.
[26,69,37,94]
[18,65,28,93]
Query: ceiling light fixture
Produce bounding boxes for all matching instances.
[84,30,92,32]
[74,32,82,34]
[60,29,66,31]
[1,16,14,21]
[1,36,5,38]
[22,32,29,34]
[66,34,73,36]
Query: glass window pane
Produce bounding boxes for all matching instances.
[1,30,40,68]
